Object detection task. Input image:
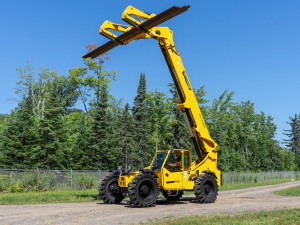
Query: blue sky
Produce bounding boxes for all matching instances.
[0,0,299,143]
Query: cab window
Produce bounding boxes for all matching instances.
[164,151,182,172]
[183,152,191,170]
[151,152,167,171]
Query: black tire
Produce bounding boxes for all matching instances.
[194,174,218,203]
[163,191,183,201]
[128,173,159,207]
[99,173,125,204]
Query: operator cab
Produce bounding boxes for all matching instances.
[150,149,192,190]
[150,149,191,172]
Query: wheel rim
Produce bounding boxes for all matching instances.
[138,180,154,200]
[203,181,214,197]
[107,180,118,196]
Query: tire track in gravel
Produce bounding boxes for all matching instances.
[1,181,299,225]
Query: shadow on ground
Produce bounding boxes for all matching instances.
[122,197,197,208]
[75,194,99,200]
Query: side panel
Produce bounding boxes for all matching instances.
[183,154,222,190]
[118,172,139,187]
[161,168,183,189]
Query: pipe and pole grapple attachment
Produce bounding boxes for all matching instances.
[82,5,190,59]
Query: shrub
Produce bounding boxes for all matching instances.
[75,173,96,190]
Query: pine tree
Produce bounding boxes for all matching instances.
[0,114,6,167]
[69,57,118,169]
[1,95,39,168]
[72,114,91,169]
[116,103,136,170]
[284,113,300,169]
[37,80,70,169]
[132,73,151,167]
[146,90,173,151]
[89,84,117,170]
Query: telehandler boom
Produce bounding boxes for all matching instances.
[83,5,221,207]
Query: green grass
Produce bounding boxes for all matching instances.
[143,208,300,225]
[0,179,294,205]
[0,189,99,205]
[274,185,300,196]
[219,179,293,191]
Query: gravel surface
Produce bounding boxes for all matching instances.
[1,181,300,225]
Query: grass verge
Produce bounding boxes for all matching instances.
[142,208,300,225]
[274,185,300,196]
[0,189,99,205]
[0,179,294,205]
[219,178,293,191]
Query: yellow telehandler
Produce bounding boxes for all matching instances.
[83,5,221,208]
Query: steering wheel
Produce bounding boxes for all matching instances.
[166,164,176,172]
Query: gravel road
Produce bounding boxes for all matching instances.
[1,181,300,225]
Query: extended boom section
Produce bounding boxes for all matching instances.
[158,35,218,160]
[84,5,221,208]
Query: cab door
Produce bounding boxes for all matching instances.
[182,150,192,188]
[162,150,183,189]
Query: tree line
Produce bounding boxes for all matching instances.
[0,57,298,171]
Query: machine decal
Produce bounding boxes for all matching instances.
[182,70,192,90]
